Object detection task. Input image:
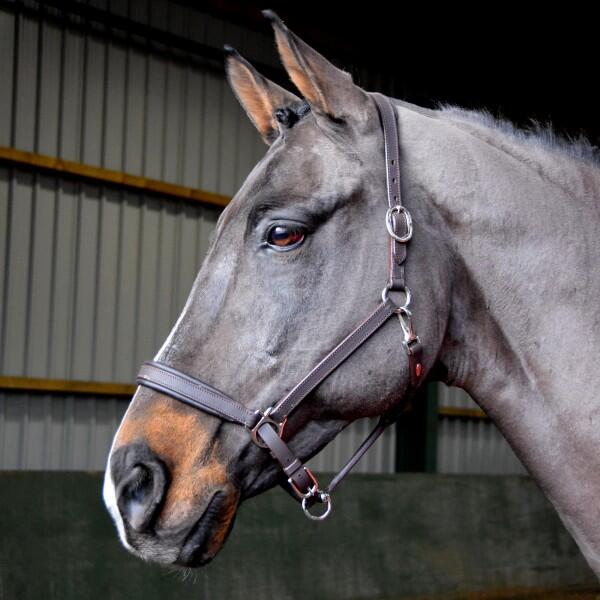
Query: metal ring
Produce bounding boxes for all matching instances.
[301,492,332,521]
[250,407,283,448]
[385,206,413,243]
[381,284,412,312]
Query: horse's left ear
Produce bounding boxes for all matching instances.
[263,10,371,128]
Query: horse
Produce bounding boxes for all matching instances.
[102,9,600,574]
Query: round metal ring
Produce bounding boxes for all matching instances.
[381,284,411,312]
[301,493,332,521]
[385,206,413,243]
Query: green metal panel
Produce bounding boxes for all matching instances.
[0,472,596,599]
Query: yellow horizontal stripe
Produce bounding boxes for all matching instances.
[0,146,231,208]
[0,376,135,398]
[438,406,489,420]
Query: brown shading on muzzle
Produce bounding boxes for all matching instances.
[114,390,236,531]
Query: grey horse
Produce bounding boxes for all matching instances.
[103,10,600,574]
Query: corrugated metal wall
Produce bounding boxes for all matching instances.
[437,386,526,475]
[0,392,128,469]
[0,0,523,475]
[1,169,220,381]
[0,1,267,193]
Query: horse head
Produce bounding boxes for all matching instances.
[103,10,452,567]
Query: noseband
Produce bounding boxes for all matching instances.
[136,92,423,520]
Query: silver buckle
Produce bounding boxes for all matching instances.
[385,206,413,243]
[250,407,284,448]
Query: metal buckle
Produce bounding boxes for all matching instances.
[288,467,319,499]
[385,206,413,243]
[250,407,284,448]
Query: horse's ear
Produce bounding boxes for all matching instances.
[224,45,302,145]
[263,10,370,127]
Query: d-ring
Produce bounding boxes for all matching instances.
[381,284,411,312]
[301,492,332,521]
[385,206,413,243]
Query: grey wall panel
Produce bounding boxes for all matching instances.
[437,384,526,475]
[1,3,269,194]
[0,8,15,148]
[0,392,129,469]
[307,418,396,475]
[0,166,221,382]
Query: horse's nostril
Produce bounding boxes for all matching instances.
[112,445,168,533]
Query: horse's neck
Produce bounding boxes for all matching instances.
[400,104,600,398]
[400,105,600,573]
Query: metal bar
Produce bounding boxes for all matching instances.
[395,387,429,473]
[0,146,230,207]
[0,375,135,397]
[424,383,438,472]
[438,405,489,421]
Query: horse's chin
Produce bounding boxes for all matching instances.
[118,490,239,568]
[174,492,238,567]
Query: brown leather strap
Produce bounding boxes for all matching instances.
[257,423,316,496]
[370,92,408,291]
[137,361,259,429]
[326,414,394,493]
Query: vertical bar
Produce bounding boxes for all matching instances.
[395,382,438,473]
[424,382,438,473]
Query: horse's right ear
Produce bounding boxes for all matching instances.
[224,46,302,145]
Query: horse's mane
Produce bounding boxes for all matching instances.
[437,102,600,169]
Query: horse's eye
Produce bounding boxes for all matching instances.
[266,225,305,249]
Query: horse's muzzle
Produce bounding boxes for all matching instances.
[106,441,238,567]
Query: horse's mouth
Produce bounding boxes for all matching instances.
[175,492,226,567]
